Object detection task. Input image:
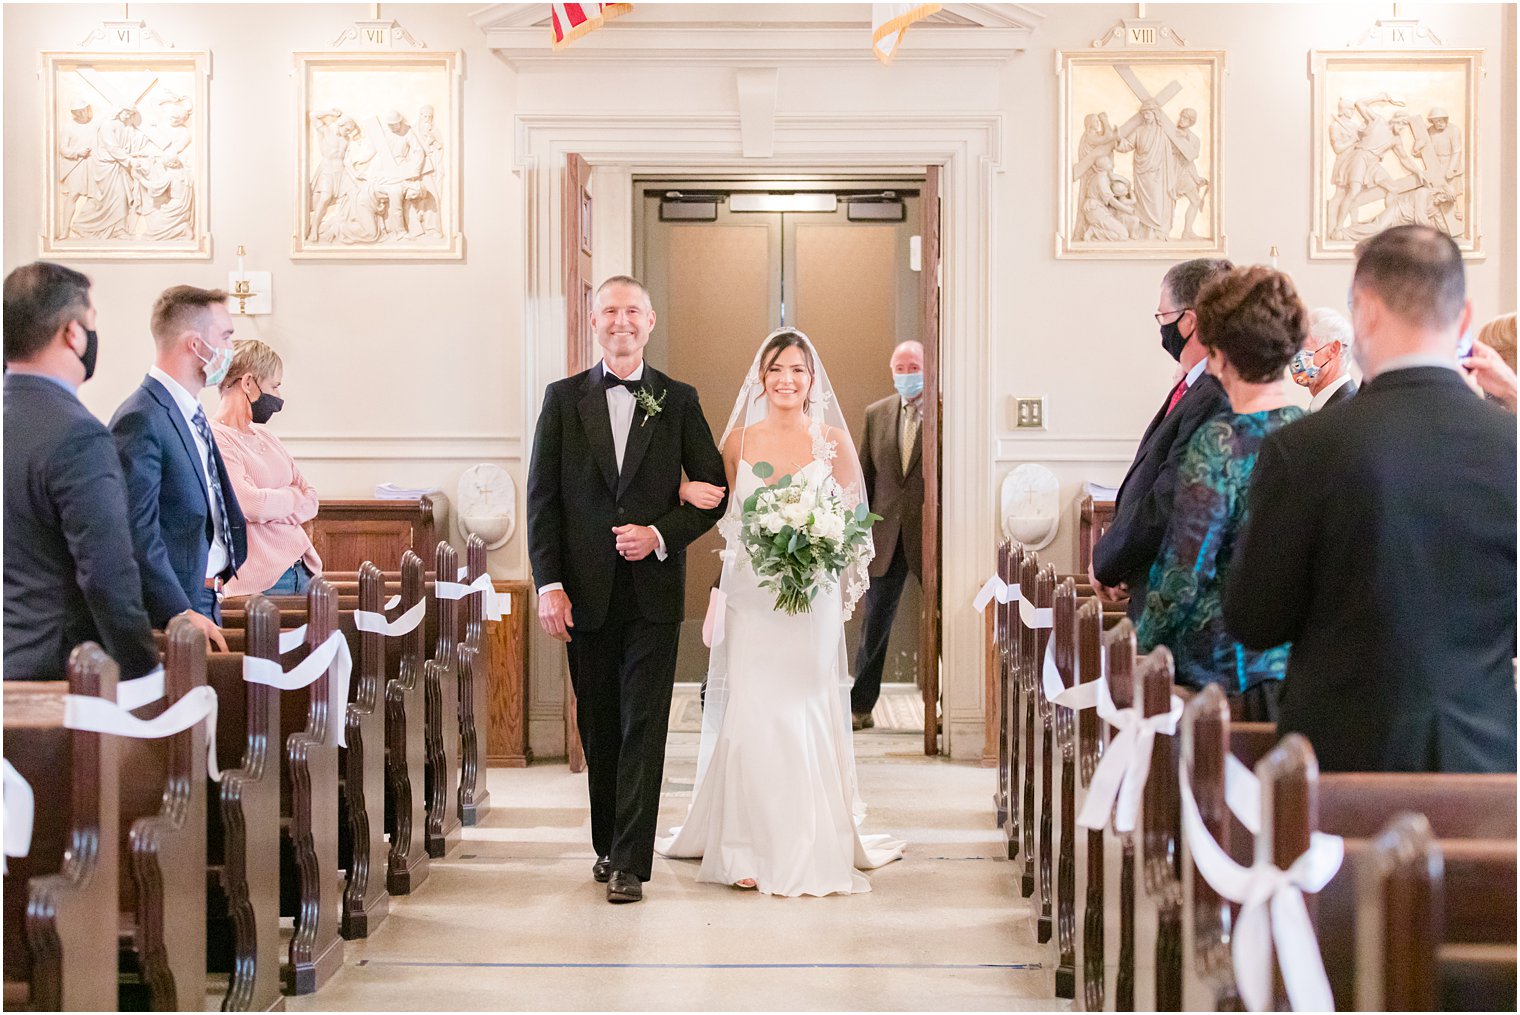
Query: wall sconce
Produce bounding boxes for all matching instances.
[228,245,273,315]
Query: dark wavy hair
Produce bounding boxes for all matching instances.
[758,330,815,400]
[1194,266,1307,384]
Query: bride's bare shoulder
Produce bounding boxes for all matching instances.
[722,427,745,458]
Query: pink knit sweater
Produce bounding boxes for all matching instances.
[211,421,323,597]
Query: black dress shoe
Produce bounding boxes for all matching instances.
[592,856,612,883]
[606,870,643,904]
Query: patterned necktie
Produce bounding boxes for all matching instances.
[1165,378,1189,416]
[899,401,920,475]
[191,406,234,571]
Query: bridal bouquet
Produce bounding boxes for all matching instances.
[739,463,880,615]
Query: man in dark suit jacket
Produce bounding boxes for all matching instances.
[850,340,925,728]
[1225,225,1517,773]
[527,275,727,903]
[3,262,159,681]
[1091,258,1233,620]
[1293,307,1360,411]
[110,285,246,648]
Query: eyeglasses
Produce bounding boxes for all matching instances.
[1154,307,1192,325]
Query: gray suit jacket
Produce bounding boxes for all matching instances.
[859,393,923,579]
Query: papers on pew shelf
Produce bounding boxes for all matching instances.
[1084,481,1119,502]
[373,483,439,501]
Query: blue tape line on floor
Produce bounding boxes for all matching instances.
[357,960,1042,970]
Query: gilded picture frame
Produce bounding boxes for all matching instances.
[1056,49,1225,260]
[1309,48,1481,260]
[293,49,462,260]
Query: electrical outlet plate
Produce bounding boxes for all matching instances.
[1015,396,1046,430]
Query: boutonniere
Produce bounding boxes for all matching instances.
[634,387,667,427]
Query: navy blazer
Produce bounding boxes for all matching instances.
[1225,367,1517,773]
[110,375,247,626]
[3,374,160,679]
[1092,370,1230,619]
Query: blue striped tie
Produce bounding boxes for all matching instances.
[191,406,234,572]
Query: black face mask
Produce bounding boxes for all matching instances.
[75,326,99,381]
[1159,317,1188,362]
[247,381,284,425]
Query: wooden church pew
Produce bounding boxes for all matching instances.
[204,601,285,1013]
[3,657,120,1011]
[385,550,432,894]
[338,563,391,938]
[425,541,465,859]
[117,616,208,1011]
[458,534,492,827]
[1357,812,1518,1012]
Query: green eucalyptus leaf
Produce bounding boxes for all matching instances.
[776,473,792,489]
[751,461,774,480]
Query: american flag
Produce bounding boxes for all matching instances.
[550,3,632,51]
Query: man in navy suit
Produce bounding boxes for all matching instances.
[1090,258,1233,620]
[3,261,159,680]
[111,285,246,647]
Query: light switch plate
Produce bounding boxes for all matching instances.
[1015,396,1046,430]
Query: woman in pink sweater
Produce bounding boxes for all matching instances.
[211,340,323,596]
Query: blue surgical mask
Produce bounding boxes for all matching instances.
[195,340,233,387]
[893,372,924,400]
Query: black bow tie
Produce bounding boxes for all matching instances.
[603,373,642,394]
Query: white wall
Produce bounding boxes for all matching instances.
[5,3,1514,760]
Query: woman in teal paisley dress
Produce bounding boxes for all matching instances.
[1137,265,1309,721]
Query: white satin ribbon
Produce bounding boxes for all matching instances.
[65,685,221,781]
[1075,676,1182,833]
[973,575,1006,612]
[384,594,401,610]
[437,574,509,620]
[1179,754,1343,1012]
[116,666,165,709]
[242,631,352,748]
[353,598,426,637]
[457,565,468,579]
[279,625,308,654]
[1040,642,1102,711]
[1019,595,1053,630]
[3,759,34,873]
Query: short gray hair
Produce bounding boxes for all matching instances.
[1162,257,1234,308]
[1307,307,1354,350]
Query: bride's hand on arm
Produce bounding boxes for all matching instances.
[679,480,726,510]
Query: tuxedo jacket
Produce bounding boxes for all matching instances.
[1224,367,1517,773]
[1319,377,1359,410]
[527,363,727,632]
[110,375,248,626]
[3,375,160,680]
[1092,371,1229,617]
[859,394,923,579]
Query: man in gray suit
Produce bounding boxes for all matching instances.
[850,341,925,729]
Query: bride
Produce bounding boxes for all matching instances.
[656,328,905,897]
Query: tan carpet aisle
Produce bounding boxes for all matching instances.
[286,728,1062,1012]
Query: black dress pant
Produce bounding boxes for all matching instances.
[565,561,679,882]
[851,536,912,716]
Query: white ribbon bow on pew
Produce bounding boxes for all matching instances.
[242,630,352,749]
[436,573,511,621]
[1040,642,1103,711]
[1179,752,1344,1013]
[353,598,427,638]
[1075,675,1183,834]
[3,758,34,874]
[972,575,1018,612]
[65,685,222,781]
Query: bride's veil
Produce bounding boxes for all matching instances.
[695,327,875,785]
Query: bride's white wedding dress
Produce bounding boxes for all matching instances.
[656,458,906,897]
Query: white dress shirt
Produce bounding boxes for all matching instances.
[537,359,666,598]
[149,365,229,578]
[1183,356,1209,388]
[1309,372,1355,412]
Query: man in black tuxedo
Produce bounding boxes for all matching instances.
[1226,226,1517,773]
[3,261,159,681]
[527,275,727,903]
[1090,258,1233,619]
[110,286,246,649]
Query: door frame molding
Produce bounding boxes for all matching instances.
[515,111,1003,761]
